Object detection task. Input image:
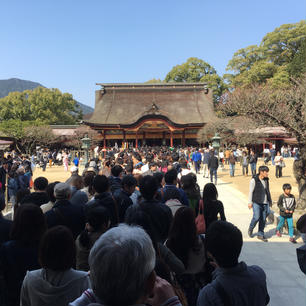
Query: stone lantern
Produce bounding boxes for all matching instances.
[211,133,221,154]
[81,134,91,165]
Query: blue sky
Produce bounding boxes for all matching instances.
[0,0,305,107]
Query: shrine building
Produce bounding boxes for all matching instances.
[84,82,215,147]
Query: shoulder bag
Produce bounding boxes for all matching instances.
[195,199,206,234]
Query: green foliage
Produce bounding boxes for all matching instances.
[226,45,263,74]
[261,21,306,66]
[0,87,82,151]
[200,74,228,104]
[145,78,163,83]
[164,57,227,104]
[0,78,93,115]
[0,119,35,140]
[165,57,217,82]
[268,66,290,88]
[226,20,306,88]
[287,39,306,78]
[0,87,81,125]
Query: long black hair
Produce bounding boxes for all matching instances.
[166,206,198,268]
[202,183,218,201]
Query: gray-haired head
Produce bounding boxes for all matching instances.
[53,182,71,200]
[89,224,156,306]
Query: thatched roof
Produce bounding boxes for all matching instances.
[86,83,215,128]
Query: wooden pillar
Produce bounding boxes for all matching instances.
[262,143,265,152]
[103,130,106,149]
[123,130,126,148]
[170,131,173,147]
[162,131,166,146]
[135,131,138,149]
[182,129,185,147]
[143,131,146,146]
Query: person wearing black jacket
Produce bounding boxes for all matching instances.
[0,160,9,196]
[248,166,272,242]
[113,175,137,222]
[86,175,118,226]
[45,183,85,239]
[275,183,296,243]
[0,195,12,245]
[125,175,172,243]
[208,151,219,185]
[21,177,49,207]
[108,165,123,194]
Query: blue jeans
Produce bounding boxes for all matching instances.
[210,168,217,184]
[276,216,294,237]
[250,163,256,176]
[249,203,269,237]
[194,161,201,174]
[229,164,235,176]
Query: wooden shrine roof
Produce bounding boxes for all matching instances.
[85,83,215,128]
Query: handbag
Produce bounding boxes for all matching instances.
[280,161,286,168]
[195,199,206,234]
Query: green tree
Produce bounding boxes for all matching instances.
[165,57,217,82]
[0,87,82,152]
[200,73,228,104]
[226,21,306,88]
[261,20,306,66]
[0,87,81,124]
[165,57,227,104]
[287,39,306,78]
[226,45,263,74]
[145,78,163,83]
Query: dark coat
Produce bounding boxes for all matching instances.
[7,178,18,198]
[249,154,258,164]
[17,174,29,190]
[203,199,226,230]
[70,188,88,207]
[162,185,189,207]
[208,156,219,170]
[45,199,85,239]
[125,199,173,243]
[277,194,296,218]
[0,214,12,245]
[86,192,118,226]
[0,167,7,193]
[108,176,122,194]
[113,189,133,222]
[21,192,49,207]
[0,240,40,306]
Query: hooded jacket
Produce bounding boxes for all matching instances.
[21,192,50,207]
[86,192,118,226]
[20,268,91,306]
[75,231,104,271]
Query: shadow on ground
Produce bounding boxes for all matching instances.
[240,241,305,306]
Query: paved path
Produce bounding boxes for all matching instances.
[196,173,306,306]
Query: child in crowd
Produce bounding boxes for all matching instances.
[276,183,296,243]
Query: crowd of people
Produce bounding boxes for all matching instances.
[0,145,304,306]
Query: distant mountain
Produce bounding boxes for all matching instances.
[0,78,94,115]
